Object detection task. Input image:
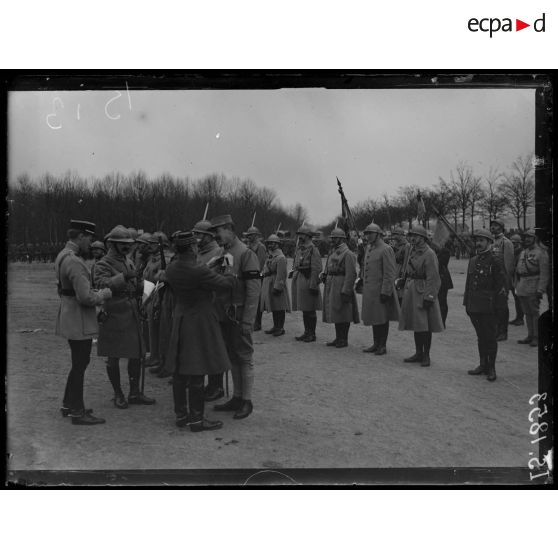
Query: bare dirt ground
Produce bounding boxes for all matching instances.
[6,258,544,473]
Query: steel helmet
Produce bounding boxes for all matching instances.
[523,229,537,238]
[472,228,493,242]
[364,223,382,234]
[192,220,215,237]
[407,225,428,239]
[90,240,107,252]
[106,225,135,244]
[329,227,347,239]
[510,234,522,243]
[136,232,152,245]
[296,224,314,237]
[150,231,169,247]
[265,234,281,244]
[392,227,406,236]
[245,226,261,236]
[127,227,139,240]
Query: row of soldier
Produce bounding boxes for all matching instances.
[54,215,549,428]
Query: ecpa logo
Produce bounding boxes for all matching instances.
[468,13,546,37]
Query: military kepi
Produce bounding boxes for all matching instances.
[70,220,96,235]
[210,214,234,229]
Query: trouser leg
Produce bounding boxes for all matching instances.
[371,324,379,345]
[231,363,243,398]
[302,312,309,333]
[106,357,123,397]
[127,358,141,395]
[272,311,280,329]
[172,373,188,415]
[423,331,432,355]
[277,310,285,329]
[484,314,498,359]
[306,311,317,334]
[207,372,224,391]
[380,322,389,347]
[334,323,341,340]
[187,375,205,422]
[66,339,92,411]
[512,289,524,320]
[413,332,422,355]
[438,289,448,327]
[148,317,160,362]
[341,322,350,341]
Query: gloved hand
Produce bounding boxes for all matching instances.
[99,288,112,300]
[422,299,434,310]
[309,287,320,296]
[240,322,253,336]
[380,293,390,304]
[395,278,405,290]
[340,292,352,303]
[288,270,294,279]
[272,288,282,296]
[124,269,137,280]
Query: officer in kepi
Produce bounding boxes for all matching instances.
[93,225,156,408]
[464,229,506,382]
[55,220,112,425]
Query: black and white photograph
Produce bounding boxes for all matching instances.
[5,73,553,486]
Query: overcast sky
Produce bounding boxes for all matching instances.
[8,87,534,225]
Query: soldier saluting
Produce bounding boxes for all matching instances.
[55,220,112,425]
[464,229,506,382]
[93,225,155,408]
[322,227,359,348]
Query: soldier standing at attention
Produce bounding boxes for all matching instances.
[392,227,411,305]
[361,223,399,355]
[515,229,550,348]
[260,234,291,336]
[210,215,261,420]
[245,226,267,331]
[508,233,525,326]
[489,219,515,341]
[93,226,155,408]
[291,224,322,342]
[55,220,112,425]
[464,229,506,382]
[398,225,444,367]
[194,219,223,265]
[164,232,236,432]
[322,227,359,348]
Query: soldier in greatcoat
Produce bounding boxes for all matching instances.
[165,231,236,432]
[210,215,261,420]
[260,234,291,336]
[93,226,155,408]
[398,225,444,367]
[508,233,525,326]
[490,219,515,341]
[55,220,112,425]
[464,229,506,382]
[322,227,359,348]
[515,229,550,348]
[392,227,411,304]
[291,224,323,342]
[246,226,267,331]
[360,223,399,355]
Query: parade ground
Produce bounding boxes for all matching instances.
[7,258,543,473]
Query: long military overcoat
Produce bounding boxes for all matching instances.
[260,248,291,312]
[398,244,444,332]
[361,239,400,326]
[165,254,235,376]
[54,241,107,340]
[515,245,550,297]
[93,249,145,359]
[291,243,323,311]
[323,243,360,324]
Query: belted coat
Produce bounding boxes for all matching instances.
[322,243,360,324]
[463,249,505,314]
[165,254,235,376]
[291,243,322,311]
[260,248,291,312]
[515,245,550,297]
[361,239,400,326]
[54,241,107,340]
[93,249,145,359]
[398,244,444,332]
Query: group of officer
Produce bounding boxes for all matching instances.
[54,214,549,428]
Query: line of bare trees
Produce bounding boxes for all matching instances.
[325,154,535,234]
[7,171,310,246]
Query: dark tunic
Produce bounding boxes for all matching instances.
[463,250,505,314]
[165,254,235,376]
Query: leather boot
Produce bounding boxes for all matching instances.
[234,399,253,420]
[404,353,423,363]
[363,344,378,353]
[187,381,222,431]
[296,330,309,341]
[106,361,128,409]
[304,315,317,342]
[420,352,431,367]
[128,361,156,405]
[486,354,497,382]
[69,410,106,425]
[214,396,243,412]
[468,356,487,375]
[190,418,223,432]
[374,343,387,356]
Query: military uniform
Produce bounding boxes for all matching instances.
[434,244,453,327]
[292,226,323,342]
[361,228,399,355]
[165,232,236,431]
[260,237,291,336]
[143,251,165,366]
[248,233,267,331]
[211,215,261,419]
[464,231,506,381]
[55,220,111,425]
[93,226,155,407]
[491,229,514,340]
[198,239,223,266]
[515,234,550,347]
[323,231,359,348]
[509,237,525,325]
[394,237,411,303]
[399,226,443,367]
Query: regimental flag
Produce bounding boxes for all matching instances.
[417,192,426,222]
[336,177,357,234]
[432,218,452,248]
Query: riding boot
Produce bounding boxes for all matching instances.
[188,379,223,431]
[486,353,497,382]
[404,332,423,362]
[336,323,349,348]
[106,359,127,409]
[421,332,432,366]
[468,355,487,375]
[265,312,279,334]
[273,311,285,336]
[375,323,388,355]
[326,323,340,346]
[304,314,317,342]
[128,359,156,405]
[296,313,309,341]
[363,325,379,353]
